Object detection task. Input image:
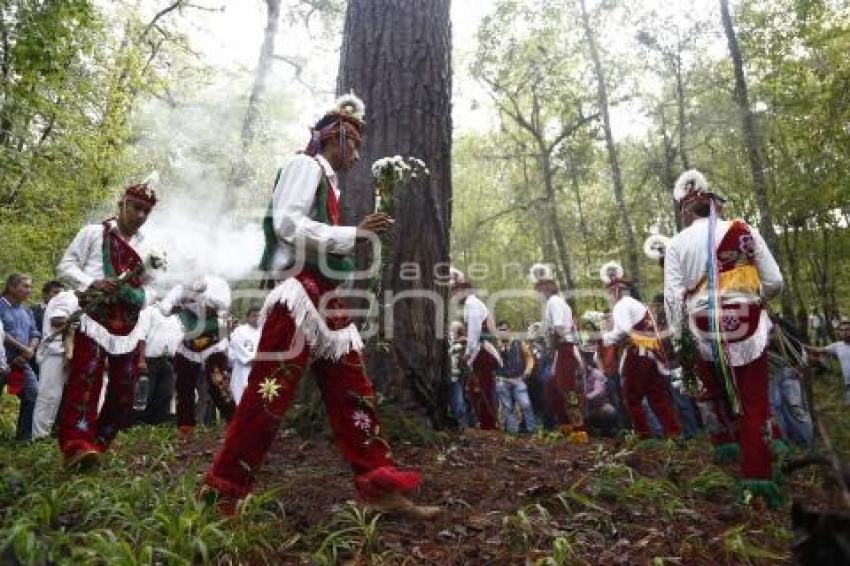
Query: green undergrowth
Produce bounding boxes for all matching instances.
[0,367,847,564]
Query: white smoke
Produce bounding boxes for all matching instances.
[126,72,301,296]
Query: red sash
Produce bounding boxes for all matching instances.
[82,222,144,336]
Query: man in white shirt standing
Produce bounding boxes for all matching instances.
[600,261,681,440]
[160,276,235,438]
[55,182,160,469]
[665,169,784,506]
[451,268,500,431]
[201,95,435,519]
[530,263,585,438]
[138,306,183,425]
[228,305,261,405]
[32,291,79,439]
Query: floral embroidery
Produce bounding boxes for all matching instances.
[258,377,282,402]
[738,234,756,258]
[721,314,741,332]
[75,418,89,432]
[352,410,372,433]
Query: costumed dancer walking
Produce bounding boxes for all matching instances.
[160,276,236,437]
[665,169,784,505]
[227,305,261,405]
[32,290,78,439]
[601,261,682,440]
[55,181,162,468]
[451,268,501,430]
[200,95,438,519]
[530,263,586,439]
[644,234,701,439]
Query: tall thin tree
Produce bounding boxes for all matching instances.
[719,0,793,317]
[579,0,641,293]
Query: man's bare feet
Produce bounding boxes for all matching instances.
[64,448,100,471]
[367,492,441,520]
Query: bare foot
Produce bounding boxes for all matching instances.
[64,449,100,471]
[368,493,441,520]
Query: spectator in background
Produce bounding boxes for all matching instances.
[29,280,65,376]
[137,306,183,425]
[809,319,850,405]
[808,309,826,346]
[494,321,537,434]
[578,345,619,436]
[32,290,78,439]
[448,321,471,429]
[228,306,261,405]
[0,318,10,382]
[0,273,41,440]
[31,280,65,337]
[526,323,553,431]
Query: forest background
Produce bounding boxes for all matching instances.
[1,0,848,337]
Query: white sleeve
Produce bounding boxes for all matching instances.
[664,241,685,342]
[465,301,485,355]
[202,277,231,311]
[57,226,97,291]
[602,302,630,346]
[826,343,839,355]
[159,285,184,316]
[751,227,783,301]
[549,297,572,337]
[272,156,358,255]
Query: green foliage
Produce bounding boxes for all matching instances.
[456,0,850,325]
[309,503,387,565]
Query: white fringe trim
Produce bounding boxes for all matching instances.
[260,278,363,361]
[176,338,228,364]
[78,308,152,355]
[694,310,771,367]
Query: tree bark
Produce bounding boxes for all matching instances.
[337,0,452,427]
[540,149,575,298]
[674,58,690,171]
[719,0,794,318]
[579,0,641,294]
[241,0,282,147]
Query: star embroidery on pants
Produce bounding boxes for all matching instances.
[258,377,282,402]
[75,418,89,432]
[352,410,372,433]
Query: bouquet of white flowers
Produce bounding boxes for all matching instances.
[368,155,430,344]
[371,155,429,214]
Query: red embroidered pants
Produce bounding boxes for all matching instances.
[174,350,235,427]
[621,348,682,438]
[696,353,772,479]
[57,332,140,457]
[546,343,584,429]
[203,276,420,502]
[467,347,498,430]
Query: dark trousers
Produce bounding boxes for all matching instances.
[141,356,175,425]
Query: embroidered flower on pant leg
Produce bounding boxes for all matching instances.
[352,410,372,433]
[258,377,282,402]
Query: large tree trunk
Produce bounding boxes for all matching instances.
[719,0,794,319]
[337,0,452,427]
[579,0,641,295]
